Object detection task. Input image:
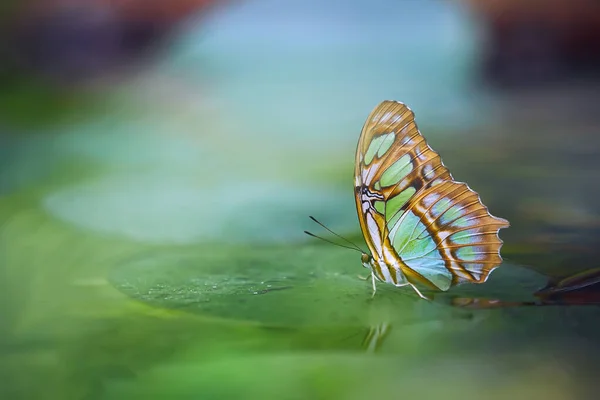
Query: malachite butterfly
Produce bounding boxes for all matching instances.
[355,100,509,299]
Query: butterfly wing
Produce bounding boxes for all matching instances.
[355,100,509,290]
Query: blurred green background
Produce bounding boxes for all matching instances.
[1,0,600,399]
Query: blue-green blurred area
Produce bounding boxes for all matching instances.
[1,0,600,399]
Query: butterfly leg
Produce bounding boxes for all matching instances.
[394,282,430,301]
[409,283,430,301]
[357,274,370,281]
[371,272,377,298]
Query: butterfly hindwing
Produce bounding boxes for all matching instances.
[390,180,509,289]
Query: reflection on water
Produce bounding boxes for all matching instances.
[451,267,600,309]
[1,0,600,399]
[361,321,392,353]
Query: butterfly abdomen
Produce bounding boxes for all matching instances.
[370,256,408,286]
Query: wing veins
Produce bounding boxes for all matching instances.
[414,197,482,240]
[383,156,450,228]
[396,184,466,256]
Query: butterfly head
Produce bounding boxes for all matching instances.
[361,253,373,269]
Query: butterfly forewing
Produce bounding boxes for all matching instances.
[356,101,452,195]
[355,101,452,258]
[355,100,509,290]
[355,101,449,256]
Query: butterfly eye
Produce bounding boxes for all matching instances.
[361,253,371,264]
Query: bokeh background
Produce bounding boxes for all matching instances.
[1,1,600,399]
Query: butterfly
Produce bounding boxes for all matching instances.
[355,100,509,299]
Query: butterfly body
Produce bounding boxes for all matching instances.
[355,101,509,298]
[361,252,408,284]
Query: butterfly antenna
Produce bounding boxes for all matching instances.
[308,216,366,253]
[304,231,362,253]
